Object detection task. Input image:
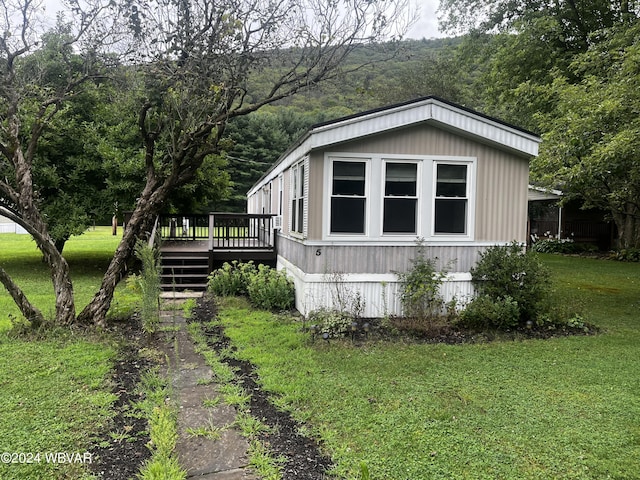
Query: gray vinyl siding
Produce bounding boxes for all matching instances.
[277,235,491,275]
[300,123,529,243]
[251,121,530,255]
[308,153,323,240]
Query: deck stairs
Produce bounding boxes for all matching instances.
[151,213,277,292]
[160,250,210,292]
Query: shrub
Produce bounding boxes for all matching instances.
[609,248,640,262]
[459,295,520,329]
[396,242,447,328]
[134,240,161,332]
[307,308,355,338]
[531,238,596,254]
[208,261,295,311]
[470,242,551,324]
[246,264,295,311]
[207,261,256,296]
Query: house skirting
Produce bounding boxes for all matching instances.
[277,255,474,318]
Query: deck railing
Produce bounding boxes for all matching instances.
[159,214,210,241]
[210,213,274,250]
[158,213,276,250]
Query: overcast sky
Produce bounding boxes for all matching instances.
[41,0,445,39]
[407,1,445,39]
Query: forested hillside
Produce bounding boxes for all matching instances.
[222,5,640,250]
[219,37,467,211]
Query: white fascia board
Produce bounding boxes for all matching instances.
[309,98,540,156]
[528,185,563,201]
[249,98,541,194]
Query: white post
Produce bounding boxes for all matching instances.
[557,206,563,239]
[208,213,214,251]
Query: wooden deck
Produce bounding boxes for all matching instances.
[155,213,277,290]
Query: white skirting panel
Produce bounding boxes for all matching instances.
[277,255,474,318]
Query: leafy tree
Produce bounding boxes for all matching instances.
[371,39,470,104]
[439,0,640,247]
[438,0,639,128]
[0,0,413,327]
[534,22,640,248]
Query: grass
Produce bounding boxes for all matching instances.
[0,335,116,479]
[0,228,140,479]
[216,256,640,479]
[0,227,136,329]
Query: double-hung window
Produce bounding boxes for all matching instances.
[330,160,367,234]
[434,163,468,235]
[383,162,418,234]
[291,162,305,234]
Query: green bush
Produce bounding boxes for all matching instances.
[247,264,295,311]
[134,240,161,332]
[609,248,640,262]
[470,242,551,324]
[459,294,520,329]
[208,260,257,296]
[208,261,295,311]
[396,242,447,327]
[531,238,597,254]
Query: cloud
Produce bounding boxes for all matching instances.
[406,0,445,39]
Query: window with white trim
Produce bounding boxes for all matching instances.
[278,175,283,215]
[330,160,367,234]
[383,162,418,234]
[434,163,468,235]
[291,162,304,234]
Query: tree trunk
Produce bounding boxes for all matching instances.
[8,149,77,326]
[613,205,640,249]
[77,182,167,326]
[0,267,45,328]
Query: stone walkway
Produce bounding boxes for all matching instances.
[158,294,257,480]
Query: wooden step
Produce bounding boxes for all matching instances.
[160,283,207,291]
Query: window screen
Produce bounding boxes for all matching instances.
[434,164,467,234]
[330,161,366,234]
[383,163,417,234]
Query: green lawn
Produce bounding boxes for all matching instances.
[0,228,130,329]
[0,228,136,479]
[217,255,640,479]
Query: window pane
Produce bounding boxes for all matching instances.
[331,197,365,233]
[385,163,417,196]
[435,199,467,234]
[291,199,297,232]
[383,198,416,233]
[299,165,305,196]
[333,161,365,196]
[436,164,467,197]
[296,199,304,233]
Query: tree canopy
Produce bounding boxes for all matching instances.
[438,0,640,248]
[0,0,414,327]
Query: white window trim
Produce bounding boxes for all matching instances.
[381,158,422,237]
[277,174,284,216]
[430,158,476,241]
[323,153,476,243]
[290,159,307,238]
[324,155,371,240]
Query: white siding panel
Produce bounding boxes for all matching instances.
[279,255,474,318]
